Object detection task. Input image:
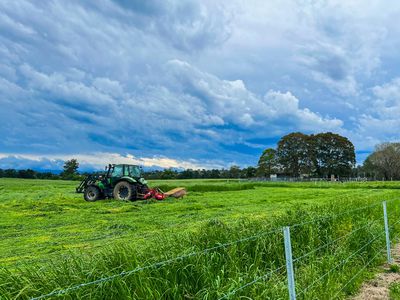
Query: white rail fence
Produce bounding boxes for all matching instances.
[29,199,399,300]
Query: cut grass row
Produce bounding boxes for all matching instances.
[2,198,400,299]
[1,179,400,299]
[3,178,397,266]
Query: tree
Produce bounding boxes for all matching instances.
[4,169,17,178]
[312,132,355,177]
[228,165,241,178]
[160,168,177,179]
[18,169,36,179]
[257,148,278,177]
[242,166,257,178]
[61,159,79,179]
[363,143,400,180]
[277,132,313,176]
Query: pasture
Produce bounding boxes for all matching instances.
[1,178,400,299]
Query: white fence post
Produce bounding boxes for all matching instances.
[383,201,392,263]
[284,226,296,300]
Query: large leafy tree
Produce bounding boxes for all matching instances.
[312,132,355,177]
[61,159,79,179]
[259,132,355,178]
[257,148,278,176]
[363,143,400,180]
[276,132,313,176]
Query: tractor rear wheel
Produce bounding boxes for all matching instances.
[84,185,101,202]
[113,181,136,201]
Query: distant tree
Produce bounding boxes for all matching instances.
[160,168,177,179]
[0,169,4,178]
[363,143,400,180]
[210,169,221,178]
[4,169,18,178]
[18,169,36,179]
[351,165,364,178]
[277,132,313,176]
[257,148,278,177]
[36,171,58,180]
[61,159,79,180]
[179,169,194,179]
[242,166,257,178]
[228,165,241,178]
[312,132,355,177]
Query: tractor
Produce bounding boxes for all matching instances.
[76,164,187,202]
[76,164,151,201]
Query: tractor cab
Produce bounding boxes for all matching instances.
[107,164,142,177]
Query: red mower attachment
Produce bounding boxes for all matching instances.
[143,188,166,200]
[143,187,187,201]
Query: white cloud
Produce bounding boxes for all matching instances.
[2,0,400,166]
[0,152,222,170]
[167,59,342,131]
[354,79,400,139]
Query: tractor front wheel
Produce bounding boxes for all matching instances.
[113,181,136,201]
[84,186,101,202]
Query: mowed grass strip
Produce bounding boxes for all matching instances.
[1,179,400,299]
[1,179,398,265]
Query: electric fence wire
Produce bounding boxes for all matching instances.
[217,264,286,300]
[331,249,383,299]
[29,227,283,300]
[28,200,400,300]
[331,218,400,299]
[11,199,396,266]
[217,219,383,300]
[292,220,377,264]
[297,219,400,297]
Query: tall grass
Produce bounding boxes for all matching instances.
[1,199,399,299]
[157,183,257,192]
[155,181,400,193]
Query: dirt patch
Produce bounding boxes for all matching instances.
[353,244,400,300]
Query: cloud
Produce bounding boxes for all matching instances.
[1,0,400,167]
[0,152,223,171]
[353,79,400,142]
[108,0,233,51]
[166,59,342,131]
[1,53,341,166]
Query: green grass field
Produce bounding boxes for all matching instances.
[1,178,400,299]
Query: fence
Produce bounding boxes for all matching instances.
[25,199,400,299]
[244,177,372,182]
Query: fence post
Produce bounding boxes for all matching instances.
[383,201,392,263]
[284,226,296,300]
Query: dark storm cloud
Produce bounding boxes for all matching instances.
[1,0,400,168]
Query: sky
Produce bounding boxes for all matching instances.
[1,0,400,171]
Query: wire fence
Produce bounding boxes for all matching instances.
[3,193,373,268]
[27,199,400,300]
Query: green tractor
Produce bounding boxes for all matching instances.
[76,164,150,201]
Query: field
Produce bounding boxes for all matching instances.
[1,178,400,299]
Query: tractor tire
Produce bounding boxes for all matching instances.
[84,185,101,202]
[113,181,136,201]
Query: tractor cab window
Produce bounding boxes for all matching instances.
[126,165,141,177]
[111,165,123,177]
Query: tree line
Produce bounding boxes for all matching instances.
[0,159,82,180]
[0,165,258,180]
[0,158,258,180]
[1,132,398,180]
